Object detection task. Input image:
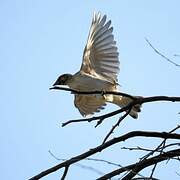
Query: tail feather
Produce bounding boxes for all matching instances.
[106,95,141,119]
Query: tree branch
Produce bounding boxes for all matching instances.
[140,125,180,161]
[61,166,69,180]
[61,93,180,127]
[97,148,180,180]
[28,130,180,180]
[102,107,132,144]
[50,86,135,99]
[62,103,133,127]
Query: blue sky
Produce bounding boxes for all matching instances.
[0,0,180,179]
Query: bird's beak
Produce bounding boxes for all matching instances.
[53,80,58,86]
[49,80,59,90]
[49,86,55,90]
[49,85,61,90]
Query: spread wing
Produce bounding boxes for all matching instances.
[80,12,120,83]
[74,95,106,116]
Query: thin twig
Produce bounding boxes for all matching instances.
[49,150,146,179]
[86,158,123,167]
[145,38,180,67]
[121,143,180,153]
[121,146,161,153]
[48,150,104,175]
[162,142,180,149]
[49,150,123,168]
[61,166,69,180]
[102,107,132,144]
[149,163,158,179]
[174,54,180,57]
[149,139,166,179]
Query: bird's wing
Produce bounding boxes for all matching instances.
[80,12,120,83]
[74,94,106,116]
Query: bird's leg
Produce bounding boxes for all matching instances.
[101,90,106,99]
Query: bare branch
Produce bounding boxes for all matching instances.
[50,86,135,99]
[29,131,180,180]
[122,148,180,180]
[121,143,180,153]
[149,163,158,179]
[61,166,69,180]
[62,103,133,127]
[141,125,180,161]
[62,94,180,127]
[121,146,162,153]
[86,158,123,167]
[97,148,180,180]
[102,107,132,144]
[145,38,180,67]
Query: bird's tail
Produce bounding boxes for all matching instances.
[106,95,141,119]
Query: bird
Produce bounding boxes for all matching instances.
[51,12,141,118]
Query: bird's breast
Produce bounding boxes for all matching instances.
[67,73,116,92]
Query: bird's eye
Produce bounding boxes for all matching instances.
[61,76,65,81]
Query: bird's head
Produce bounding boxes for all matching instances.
[53,74,73,86]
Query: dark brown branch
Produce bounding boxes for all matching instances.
[62,94,180,127]
[97,148,180,180]
[149,163,158,180]
[62,104,133,127]
[49,86,135,99]
[124,126,179,180]
[149,139,166,178]
[51,86,180,104]
[141,125,180,161]
[148,126,180,179]
[29,131,180,180]
[61,166,69,180]
[145,38,180,67]
[102,107,132,144]
[122,148,180,180]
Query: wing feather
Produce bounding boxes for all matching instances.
[80,12,120,83]
[74,95,106,116]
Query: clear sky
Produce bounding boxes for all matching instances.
[0,0,180,179]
